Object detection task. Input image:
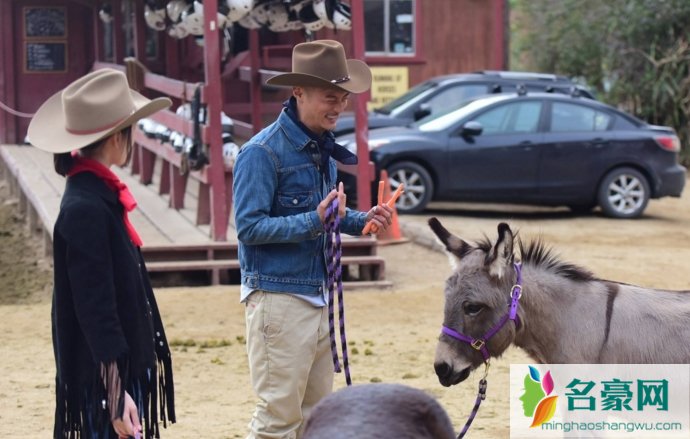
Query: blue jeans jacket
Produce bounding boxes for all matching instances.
[233,110,367,297]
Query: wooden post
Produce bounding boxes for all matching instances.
[111,0,125,64]
[249,29,262,135]
[139,145,156,184]
[132,0,147,64]
[169,164,187,209]
[351,0,372,211]
[203,0,229,241]
[0,0,18,143]
[493,0,507,70]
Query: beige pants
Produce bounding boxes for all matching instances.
[245,291,333,439]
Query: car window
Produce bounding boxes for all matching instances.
[425,84,488,115]
[474,101,543,134]
[375,80,437,114]
[611,114,640,130]
[550,102,611,132]
[415,94,511,131]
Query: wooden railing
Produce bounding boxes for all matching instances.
[93,60,233,232]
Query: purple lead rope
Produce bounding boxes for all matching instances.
[324,198,352,386]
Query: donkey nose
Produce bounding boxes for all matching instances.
[434,362,452,381]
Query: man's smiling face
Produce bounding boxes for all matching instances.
[294,85,350,135]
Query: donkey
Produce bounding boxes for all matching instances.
[302,383,456,439]
[428,217,690,387]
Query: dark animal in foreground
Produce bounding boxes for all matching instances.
[302,383,456,439]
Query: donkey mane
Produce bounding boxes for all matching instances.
[518,238,595,282]
[470,232,594,282]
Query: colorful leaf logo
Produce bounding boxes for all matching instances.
[530,395,558,428]
[542,370,554,395]
[529,365,541,382]
[520,366,559,428]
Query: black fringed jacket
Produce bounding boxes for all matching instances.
[52,172,175,438]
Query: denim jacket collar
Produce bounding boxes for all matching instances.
[280,97,358,168]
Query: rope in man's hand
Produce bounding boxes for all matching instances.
[324,197,352,385]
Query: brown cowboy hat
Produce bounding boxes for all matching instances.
[266,39,371,94]
[28,68,171,153]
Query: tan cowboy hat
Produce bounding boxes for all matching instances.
[28,68,171,153]
[266,39,371,94]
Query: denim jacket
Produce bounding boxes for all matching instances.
[233,110,368,297]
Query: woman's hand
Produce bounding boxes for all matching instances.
[112,391,141,439]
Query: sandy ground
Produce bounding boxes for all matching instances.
[1,177,690,438]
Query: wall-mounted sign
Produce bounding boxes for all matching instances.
[368,66,409,111]
[25,42,67,73]
[24,7,67,38]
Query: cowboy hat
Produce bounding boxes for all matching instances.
[28,68,171,153]
[266,39,371,94]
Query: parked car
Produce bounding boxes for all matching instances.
[337,91,686,218]
[333,70,595,137]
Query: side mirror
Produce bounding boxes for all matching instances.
[413,103,432,120]
[461,121,483,137]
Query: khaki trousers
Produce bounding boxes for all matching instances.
[245,291,333,439]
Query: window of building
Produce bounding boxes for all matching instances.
[364,0,415,56]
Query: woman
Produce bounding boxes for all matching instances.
[27,69,175,438]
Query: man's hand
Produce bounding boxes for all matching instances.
[364,203,394,234]
[317,182,347,223]
[112,391,141,439]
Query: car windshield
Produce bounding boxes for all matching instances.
[374,80,439,115]
[413,94,510,131]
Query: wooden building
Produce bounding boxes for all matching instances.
[0,0,507,242]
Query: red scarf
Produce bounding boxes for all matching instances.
[67,157,143,247]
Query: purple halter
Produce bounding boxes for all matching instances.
[324,198,352,386]
[441,263,523,438]
[441,263,523,362]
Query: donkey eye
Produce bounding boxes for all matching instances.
[463,303,484,316]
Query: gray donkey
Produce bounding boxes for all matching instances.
[429,217,690,387]
[302,383,456,439]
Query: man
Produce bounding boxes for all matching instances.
[233,39,394,439]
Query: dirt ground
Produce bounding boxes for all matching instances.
[1,176,690,438]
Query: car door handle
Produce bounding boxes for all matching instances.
[519,140,533,150]
[591,138,609,148]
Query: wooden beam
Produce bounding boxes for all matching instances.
[249,30,262,135]
[351,0,373,211]
[202,0,229,241]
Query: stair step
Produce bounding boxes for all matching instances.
[146,255,384,272]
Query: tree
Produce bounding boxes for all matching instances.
[511,0,690,164]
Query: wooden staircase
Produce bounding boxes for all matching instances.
[142,238,388,289]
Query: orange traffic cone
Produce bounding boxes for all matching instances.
[376,170,408,245]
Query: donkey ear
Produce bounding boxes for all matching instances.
[428,217,472,268]
[487,222,514,279]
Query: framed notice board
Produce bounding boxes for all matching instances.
[23,7,68,73]
[25,42,67,73]
[24,7,67,38]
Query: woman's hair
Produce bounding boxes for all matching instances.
[53,125,133,176]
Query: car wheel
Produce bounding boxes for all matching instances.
[386,161,433,214]
[597,167,650,219]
